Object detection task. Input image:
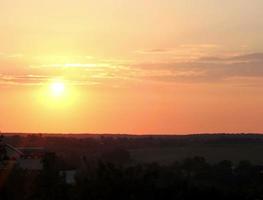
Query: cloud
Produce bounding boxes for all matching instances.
[1,51,263,87]
[199,53,263,62]
[136,48,174,54]
[132,52,263,83]
[38,63,113,68]
[0,56,132,86]
[136,44,221,61]
[137,44,220,54]
[0,74,52,85]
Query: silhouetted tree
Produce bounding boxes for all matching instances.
[100,148,132,165]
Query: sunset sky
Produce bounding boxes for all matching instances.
[1,0,263,134]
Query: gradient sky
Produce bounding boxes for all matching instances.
[1,0,263,134]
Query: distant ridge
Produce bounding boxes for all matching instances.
[2,132,263,139]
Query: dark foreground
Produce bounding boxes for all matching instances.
[1,156,263,200]
[1,133,263,200]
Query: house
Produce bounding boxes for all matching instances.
[0,141,45,170]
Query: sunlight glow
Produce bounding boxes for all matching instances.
[50,81,65,97]
[37,79,79,110]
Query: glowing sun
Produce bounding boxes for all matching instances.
[50,81,65,96]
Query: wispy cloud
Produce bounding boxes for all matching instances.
[136,44,221,61]
[132,52,263,84]
[0,74,51,85]
[1,51,263,87]
[37,63,114,69]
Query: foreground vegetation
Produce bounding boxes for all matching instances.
[1,134,263,200]
[1,155,263,200]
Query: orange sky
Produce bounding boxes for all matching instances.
[0,0,263,134]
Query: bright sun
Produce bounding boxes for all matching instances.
[50,81,65,96]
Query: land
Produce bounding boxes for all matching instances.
[2,133,263,200]
[3,133,263,165]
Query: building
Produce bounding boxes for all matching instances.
[0,141,45,170]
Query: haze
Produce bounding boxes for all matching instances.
[1,0,263,134]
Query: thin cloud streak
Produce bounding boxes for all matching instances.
[0,52,263,86]
[132,52,263,83]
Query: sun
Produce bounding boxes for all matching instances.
[38,79,76,107]
[50,81,65,96]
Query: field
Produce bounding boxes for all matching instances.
[130,143,263,165]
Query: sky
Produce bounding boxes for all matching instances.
[0,0,263,134]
